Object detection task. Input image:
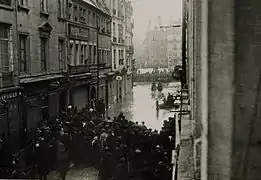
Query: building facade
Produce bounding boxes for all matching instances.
[165,26,182,70]
[0,0,23,150]
[105,0,134,101]
[187,0,261,179]
[67,0,112,110]
[0,0,113,150]
[17,0,68,142]
[143,28,168,68]
[142,25,181,70]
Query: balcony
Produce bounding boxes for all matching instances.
[1,72,14,88]
[68,64,90,75]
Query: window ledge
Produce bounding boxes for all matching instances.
[58,17,66,22]
[40,11,49,18]
[0,4,13,11]
[18,5,30,12]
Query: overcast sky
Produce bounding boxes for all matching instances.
[131,0,182,45]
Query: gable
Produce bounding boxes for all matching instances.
[38,22,53,32]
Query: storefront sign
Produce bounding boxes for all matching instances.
[0,92,21,100]
[69,25,89,40]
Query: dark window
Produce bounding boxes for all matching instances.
[93,46,96,64]
[40,0,47,12]
[40,37,47,71]
[92,13,95,26]
[80,45,84,64]
[58,0,65,18]
[75,44,78,65]
[0,25,9,72]
[58,39,64,70]
[74,5,78,21]
[19,34,28,73]
[19,0,28,6]
[89,45,92,64]
[0,0,11,6]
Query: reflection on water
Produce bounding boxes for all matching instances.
[107,82,181,131]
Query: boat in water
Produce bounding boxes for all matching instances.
[158,93,177,110]
[151,82,157,91]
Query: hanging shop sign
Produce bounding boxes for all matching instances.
[0,91,21,100]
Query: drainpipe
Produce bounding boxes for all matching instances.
[200,0,208,179]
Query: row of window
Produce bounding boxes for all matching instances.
[0,25,65,74]
[113,49,125,66]
[68,2,111,34]
[69,41,111,65]
[0,0,110,34]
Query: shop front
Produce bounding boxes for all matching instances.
[21,77,69,142]
[0,88,23,151]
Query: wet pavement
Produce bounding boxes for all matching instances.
[107,82,181,131]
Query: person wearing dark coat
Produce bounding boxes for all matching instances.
[53,137,69,180]
[115,157,129,180]
[99,147,114,180]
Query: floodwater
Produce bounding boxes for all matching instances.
[107,82,181,131]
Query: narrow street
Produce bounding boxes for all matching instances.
[49,82,182,180]
[107,82,181,130]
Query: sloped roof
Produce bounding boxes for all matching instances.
[91,0,110,15]
[82,0,97,8]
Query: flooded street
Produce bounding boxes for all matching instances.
[107,82,181,131]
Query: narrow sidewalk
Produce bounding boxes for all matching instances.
[178,114,194,180]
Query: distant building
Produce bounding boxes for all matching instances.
[142,24,182,69]
[165,26,182,70]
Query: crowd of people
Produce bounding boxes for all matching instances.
[134,71,173,83]
[0,104,176,180]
